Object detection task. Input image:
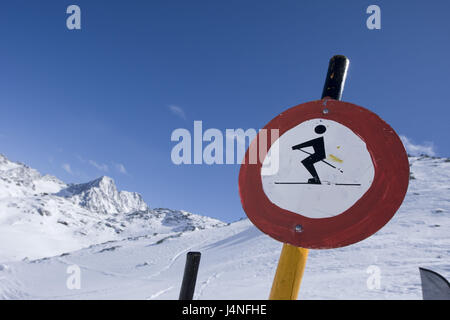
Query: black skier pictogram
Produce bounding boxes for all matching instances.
[291,125,327,184]
[275,123,361,187]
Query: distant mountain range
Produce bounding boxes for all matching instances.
[0,154,225,261]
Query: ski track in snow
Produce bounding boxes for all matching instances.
[146,235,213,280]
[147,286,174,300]
[195,272,222,300]
[146,247,193,280]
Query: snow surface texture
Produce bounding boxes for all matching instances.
[0,153,449,299]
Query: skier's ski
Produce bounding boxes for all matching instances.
[274,181,361,186]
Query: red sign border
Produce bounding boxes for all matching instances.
[239,99,409,249]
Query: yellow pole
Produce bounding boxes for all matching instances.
[269,243,309,300]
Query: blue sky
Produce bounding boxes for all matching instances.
[0,1,449,222]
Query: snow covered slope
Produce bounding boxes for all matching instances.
[0,155,448,299]
[0,154,225,262]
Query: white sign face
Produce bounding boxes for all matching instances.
[261,118,375,219]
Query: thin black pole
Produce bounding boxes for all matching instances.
[179,251,201,300]
[321,55,350,100]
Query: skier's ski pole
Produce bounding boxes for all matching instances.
[297,148,344,173]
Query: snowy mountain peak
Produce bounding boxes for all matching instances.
[0,152,227,261]
[92,176,115,188]
[0,153,9,164]
[0,154,66,198]
[58,175,148,215]
[76,176,118,196]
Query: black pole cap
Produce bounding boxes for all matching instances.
[321,55,350,100]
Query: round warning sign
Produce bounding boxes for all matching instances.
[239,99,409,249]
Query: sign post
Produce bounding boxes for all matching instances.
[239,55,409,299]
[269,243,309,300]
[269,55,350,300]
